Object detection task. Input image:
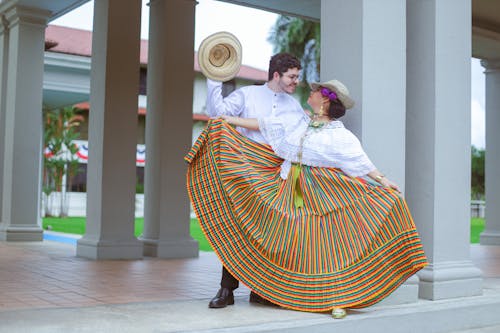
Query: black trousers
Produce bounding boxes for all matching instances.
[220,266,239,290]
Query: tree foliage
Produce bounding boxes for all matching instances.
[471,145,485,199]
[268,16,320,107]
[43,106,83,217]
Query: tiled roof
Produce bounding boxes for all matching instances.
[45,25,268,82]
[74,97,208,120]
[74,102,147,115]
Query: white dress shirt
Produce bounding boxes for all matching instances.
[206,79,305,144]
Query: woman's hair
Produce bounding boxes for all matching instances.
[268,53,302,81]
[327,98,346,119]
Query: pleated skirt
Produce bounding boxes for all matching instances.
[185,119,427,312]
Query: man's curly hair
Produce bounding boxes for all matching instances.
[268,53,302,81]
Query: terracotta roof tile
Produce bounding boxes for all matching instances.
[45,25,267,81]
[74,96,210,120]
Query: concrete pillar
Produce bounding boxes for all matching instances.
[480,59,500,245]
[0,15,7,227]
[0,5,50,241]
[141,0,198,258]
[321,0,417,305]
[406,0,482,299]
[76,0,143,259]
[321,0,407,190]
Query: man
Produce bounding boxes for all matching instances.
[205,52,304,308]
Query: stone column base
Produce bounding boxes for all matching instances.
[76,237,143,260]
[141,237,198,259]
[0,225,43,241]
[418,261,483,300]
[480,231,500,245]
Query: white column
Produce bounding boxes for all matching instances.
[76,0,143,259]
[321,0,417,304]
[141,0,198,258]
[0,15,7,226]
[0,5,50,241]
[406,0,482,299]
[480,59,500,245]
[321,0,407,189]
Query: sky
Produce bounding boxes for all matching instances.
[51,0,486,149]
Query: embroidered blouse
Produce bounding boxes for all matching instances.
[258,114,376,179]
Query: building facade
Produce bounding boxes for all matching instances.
[1,0,500,310]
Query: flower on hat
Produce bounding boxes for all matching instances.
[320,87,338,101]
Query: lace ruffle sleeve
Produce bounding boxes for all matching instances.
[258,113,309,160]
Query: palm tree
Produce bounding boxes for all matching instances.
[471,145,485,200]
[43,106,83,217]
[268,16,320,107]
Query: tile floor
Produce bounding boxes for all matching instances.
[0,240,250,311]
[0,239,498,313]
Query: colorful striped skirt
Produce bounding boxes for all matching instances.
[185,119,427,312]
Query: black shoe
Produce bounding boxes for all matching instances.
[249,291,278,307]
[208,288,234,308]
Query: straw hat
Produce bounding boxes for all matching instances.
[310,79,355,109]
[198,31,242,82]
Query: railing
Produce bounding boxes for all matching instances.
[471,200,485,218]
[41,192,145,218]
[41,192,486,220]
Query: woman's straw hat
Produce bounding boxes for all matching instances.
[198,31,242,82]
[310,79,355,109]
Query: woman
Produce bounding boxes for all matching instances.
[185,79,427,318]
[220,79,401,202]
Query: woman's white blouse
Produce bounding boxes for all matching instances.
[258,115,376,179]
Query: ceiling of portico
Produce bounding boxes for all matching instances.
[472,0,500,59]
[217,0,500,60]
[216,0,320,21]
[3,0,498,59]
[0,0,90,20]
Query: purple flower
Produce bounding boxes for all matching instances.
[320,87,337,101]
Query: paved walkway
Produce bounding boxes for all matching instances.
[0,234,250,311]
[1,234,500,332]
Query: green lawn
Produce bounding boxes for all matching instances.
[470,218,486,243]
[42,217,487,250]
[43,217,213,251]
